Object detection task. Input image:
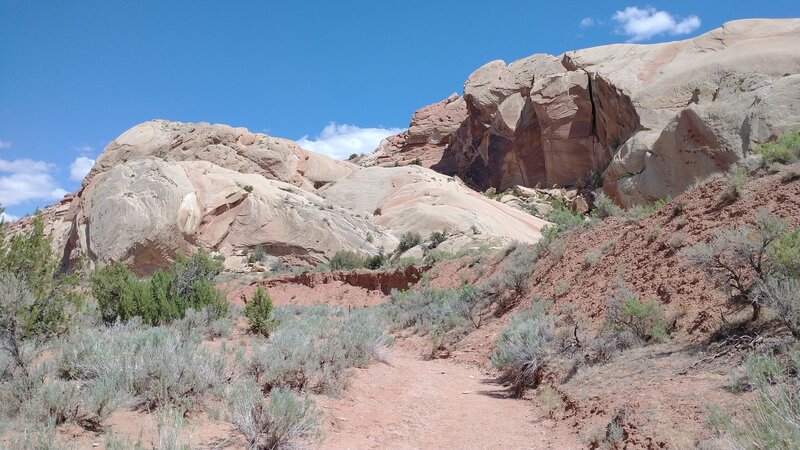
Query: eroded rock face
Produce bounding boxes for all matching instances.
[89,120,358,193]
[69,158,394,274]
[370,19,800,206]
[319,166,549,250]
[45,120,547,274]
[360,94,467,172]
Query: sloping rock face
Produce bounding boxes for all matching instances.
[373,19,800,205]
[320,166,548,247]
[88,120,357,192]
[48,120,546,274]
[360,94,467,172]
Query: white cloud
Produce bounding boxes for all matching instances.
[612,6,700,42]
[70,156,95,182]
[0,158,67,207]
[580,17,595,28]
[74,144,94,154]
[297,123,404,160]
[1,211,18,222]
[0,140,11,150]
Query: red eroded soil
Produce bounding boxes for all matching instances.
[221,265,427,307]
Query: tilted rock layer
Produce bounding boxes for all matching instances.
[32,120,547,274]
[372,19,800,205]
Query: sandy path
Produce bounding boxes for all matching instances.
[316,348,560,450]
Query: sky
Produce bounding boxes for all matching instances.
[1,1,799,220]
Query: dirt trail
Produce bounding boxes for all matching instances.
[316,347,570,450]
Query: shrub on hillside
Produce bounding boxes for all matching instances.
[226,380,321,450]
[91,248,227,325]
[328,250,365,271]
[491,301,556,397]
[753,130,800,165]
[396,232,422,254]
[718,165,748,205]
[684,210,787,321]
[0,215,78,344]
[428,231,447,249]
[246,287,275,337]
[606,283,668,343]
[364,251,386,270]
[592,193,623,219]
[248,244,267,264]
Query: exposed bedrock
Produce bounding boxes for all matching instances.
[371,19,800,206]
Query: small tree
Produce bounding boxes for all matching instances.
[396,232,421,254]
[428,231,447,249]
[246,287,274,337]
[329,250,365,271]
[684,210,786,321]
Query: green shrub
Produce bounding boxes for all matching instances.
[491,302,556,397]
[249,306,389,395]
[396,232,422,254]
[364,250,386,270]
[91,249,227,325]
[623,197,671,221]
[329,250,365,271]
[606,283,668,343]
[348,153,358,160]
[769,229,800,278]
[500,244,539,298]
[226,380,321,450]
[753,130,800,164]
[716,346,800,449]
[718,165,748,205]
[684,210,787,321]
[246,288,274,337]
[428,231,447,249]
[243,185,254,193]
[0,215,78,343]
[248,244,267,264]
[592,193,622,219]
[409,157,422,166]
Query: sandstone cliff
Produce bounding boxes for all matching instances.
[370,19,800,205]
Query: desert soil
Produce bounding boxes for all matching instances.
[316,346,572,450]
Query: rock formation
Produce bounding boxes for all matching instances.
[372,19,800,205]
[35,120,546,274]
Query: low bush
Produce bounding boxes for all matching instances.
[753,130,800,165]
[396,232,422,254]
[718,165,748,205]
[592,193,623,219]
[246,287,275,337]
[57,322,228,414]
[500,244,540,299]
[226,380,321,450]
[248,307,389,395]
[91,248,227,325]
[711,345,800,449]
[491,301,556,397]
[684,210,787,321]
[248,244,267,264]
[328,250,365,271]
[364,251,387,270]
[428,231,447,249]
[605,283,668,343]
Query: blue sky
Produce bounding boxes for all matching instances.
[1,1,798,220]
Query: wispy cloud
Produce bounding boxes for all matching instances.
[580,17,595,28]
[69,156,95,182]
[0,139,11,150]
[0,211,19,222]
[0,158,68,207]
[297,123,404,160]
[612,6,700,42]
[73,144,95,155]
